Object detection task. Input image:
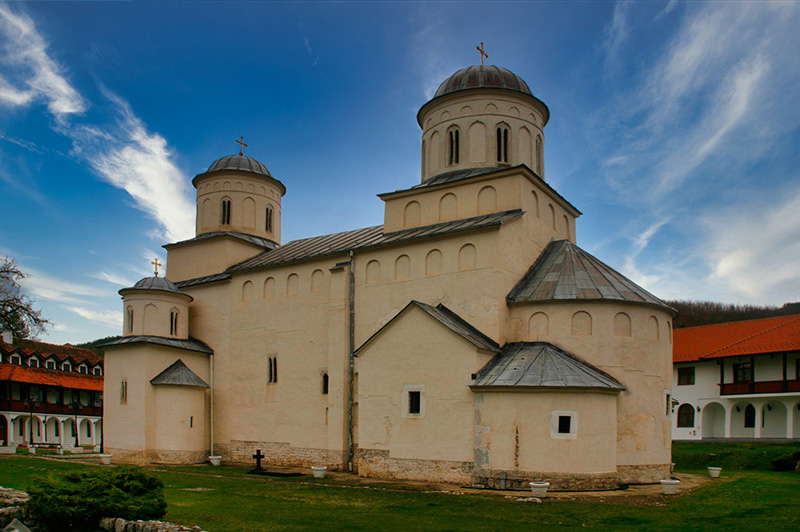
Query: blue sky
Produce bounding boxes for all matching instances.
[2,1,799,344]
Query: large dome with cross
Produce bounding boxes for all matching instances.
[432,65,534,100]
[205,154,272,177]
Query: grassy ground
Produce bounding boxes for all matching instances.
[0,455,798,532]
[672,440,800,471]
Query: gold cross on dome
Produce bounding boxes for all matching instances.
[151,258,162,277]
[235,136,248,156]
[476,42,488,66]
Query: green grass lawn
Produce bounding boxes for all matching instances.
[0,456,798,532]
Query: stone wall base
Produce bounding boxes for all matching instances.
[356,448,473,485]
[472,468,620,491]
[221,441,347,470]
[616,463,671,485]
[104,448,208,465]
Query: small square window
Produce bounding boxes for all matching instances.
[678,367,695,385]
[402,385,424,418]
[558,415,571,434]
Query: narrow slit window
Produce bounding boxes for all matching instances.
[126,307,134,333]
[322,373,329,395]
[266,206,273,233]
[496,127,509,162]
[448,129,460,165]
[221,199,232,225]
[169,311,178,336]
[120,379,127,405]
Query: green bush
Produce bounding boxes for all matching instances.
[26,465,167,531]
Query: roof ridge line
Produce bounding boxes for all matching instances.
[699,314,800,359]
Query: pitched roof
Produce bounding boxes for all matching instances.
[228,210,523,273]
[150,359,209,388]
[470,342,625,392]
[673,314,800,363]
[0,338,102,366]
[98,335,213,354]
[356,300,500,355]
[507,239,673,312]
[164,231,279,251]
[0,364,103,391]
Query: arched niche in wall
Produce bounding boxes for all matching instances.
[439,193,457,221]
[311,269,324,293]
[571,311,592,336]
[403,201,421,228]
[648,316,660,340]
[469,121,486,163]
[201,198,212,230]
[548,204,556,230]
[458,244,476,271]
[518,126,532,168]
[286,273,299,296]
[562,215,570,239]
[243,197,256,229]
[394,255,411,280]
[263,277,275,299]
[429,131,441,174]
[531,190,540,218]
[143,303,157,334]
[614,312,632,337]
[425,249,442,276]
[366,260,381,285]
[242,280,253,302]
[477,186,497,214]
[528,312,549,337]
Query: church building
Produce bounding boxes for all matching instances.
[103,60,676,489]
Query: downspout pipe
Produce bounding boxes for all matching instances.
[210,354,215,457]
[347,249,355,471]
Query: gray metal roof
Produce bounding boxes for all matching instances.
[470,342,625,392]
[205,154,271,177]
[175,272,232,289]
[506,240,673,312]
[150,359,209,388]
[355,300,500,355]
[165,231,279,251]
[98,335,213,354]
[410,301,500,352]
[229,210,523,273]
[434,66,533,99]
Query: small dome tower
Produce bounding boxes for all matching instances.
[417,64,549,182]
[119,275,193,339]
[192,144,286,245]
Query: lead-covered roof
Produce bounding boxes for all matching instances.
[507,239,673,312]
[150,359,209,388]
[470,342,625,392]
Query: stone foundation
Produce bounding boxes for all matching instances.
[356,448,473,484]
[472,468,620,491]
[104,448,209,465]
[222,441,347,470]
[616,463,671,485]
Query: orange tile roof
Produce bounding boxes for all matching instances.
[0,364,103,391]
[673,314,800,363]
[0,338,102,366]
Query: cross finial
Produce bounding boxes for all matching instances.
[476,42,488,66]
[235,136,248,156]
[151,258,162,277]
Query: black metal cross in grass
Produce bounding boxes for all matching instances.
[253,449,265,470]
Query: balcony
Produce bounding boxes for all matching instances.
[720,379,800,396]
[0,399,102,417]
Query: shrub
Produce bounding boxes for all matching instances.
[673,441,800,471]
[26,465,167,531]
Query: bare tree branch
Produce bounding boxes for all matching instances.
[0,257,50,340]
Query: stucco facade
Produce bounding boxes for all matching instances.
[103,63,675,488]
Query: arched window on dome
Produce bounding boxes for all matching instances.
[126,306,134,334]
[447,127,460,166]
[221,198,232,225]
[496,125,509,163]
[266,206,273,233]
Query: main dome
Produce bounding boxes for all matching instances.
[205,154,272,177]
[433,65,532,99]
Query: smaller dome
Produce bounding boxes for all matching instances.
[206,154,272,177]
[433,65,532,99]
[121,276,191,301]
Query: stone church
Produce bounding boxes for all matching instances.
[103,62,676,489]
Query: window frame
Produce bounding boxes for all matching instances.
[551,410,578,439]
[733,362,753,384]
[677,366,695,386]
[676,403,695,427]
[401,384,425,418]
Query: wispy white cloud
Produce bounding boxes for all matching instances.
[72,89,195,243]
[0,2,195,243]
[603,1,631,77]
[93,271,135,287]
[17,267,100,306]
[0,3,85,119]
[66,306,122,329]
[621,218,670,288]
[655,0,679,21]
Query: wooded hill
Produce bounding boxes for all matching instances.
[667,300,800,329]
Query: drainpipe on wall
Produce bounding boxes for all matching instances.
[347,249,355,472]
[210,354,215,456]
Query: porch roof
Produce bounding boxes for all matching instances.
[0,364,104,391]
